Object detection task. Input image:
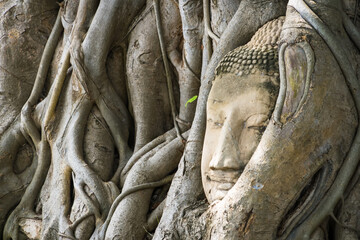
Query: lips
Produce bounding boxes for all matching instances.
[206,170,240,191]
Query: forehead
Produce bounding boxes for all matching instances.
[209,73,277,102]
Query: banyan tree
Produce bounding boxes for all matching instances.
[1,0,360,239]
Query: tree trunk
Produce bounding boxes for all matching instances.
[1,0,360,239]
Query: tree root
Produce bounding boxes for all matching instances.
[121,129,177,180]
[342,11,360,50]
[3,137,50,240]
[72,34,133,189]
[288,0,360,239]
[72,173,101,220]
[121,4,154,43]
[153,0,184,141]
[50,94,120,239]
[279,163,333,239]
[77,0,141,155]
[102,130,188,239]
[182,48,201,83]
[40,163,74,240]
[0,11,64,232]
[274,40,315,124]
[5,77,65,237]
[71,48,131,153]
[330,212,359,236]
[203,0,220,42]
[4,35,72,238]
[154,0,287,237]
[21,9,63,147]
[58,232,77,240]
[96,174,174,240]
[120,140,172,186]
[167,46,201,125]
[202,0,214,65]
[30,72,71,240]
[294,41,315,114]
[61,96,119,219]
[69,212,94,232]
[44,48,71,128]
[146,198,166,232]
[344,158,360,197]
[273,42,288,125]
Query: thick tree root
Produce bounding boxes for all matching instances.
[103,130,188,239]
[72,173,101,220]
[61,96,119,220]
[44,49,71,127]
[288,0,360,239]
[41,163,74,240]
[72,37,133,190]
[121,129,177,180]
[342,12,360,50]
[294,41,315,114]
[78,0,140,159]
[0,9,63,232]
[146,199,166,232]
[153,0,184,141]
[3,23,70,237]
[274,42,288,125]
[21,9,63,147]
[182,48,201,83]
[176,0,202,125]
[3,136,50,240]
[0,120,38,232]
[122,4,154,43]
[168,47,201,125]
[95,174,174,240]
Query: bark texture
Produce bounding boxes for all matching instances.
[0,0,360,239]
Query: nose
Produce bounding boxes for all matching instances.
[209,122,245,171]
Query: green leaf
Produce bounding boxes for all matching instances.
[185,95,198,108]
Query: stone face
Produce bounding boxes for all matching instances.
[202,17,284,204]
[215,17,284,77]
[202,72,279,203]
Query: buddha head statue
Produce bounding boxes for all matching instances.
[201,17,284,203]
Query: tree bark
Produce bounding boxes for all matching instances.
[0,0,359,239]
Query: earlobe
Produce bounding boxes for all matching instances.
[274,41,315,124]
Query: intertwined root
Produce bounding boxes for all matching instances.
[3,0,189,239]
[4,0,359,239]
[287,0,360,238]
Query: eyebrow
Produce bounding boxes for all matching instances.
[251,99,273,108]
[244,112,271,122]
[208,81,279,108]
[209,98,223,104]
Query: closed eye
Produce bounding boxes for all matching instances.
[247,125,266,134]
[245,114,270,132]
[246,117,269,134]
[207,118,224,129]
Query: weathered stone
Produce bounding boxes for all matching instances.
[215,17,284,77]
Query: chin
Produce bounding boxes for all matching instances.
[209,189,229,202]
[208,181,236,203]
